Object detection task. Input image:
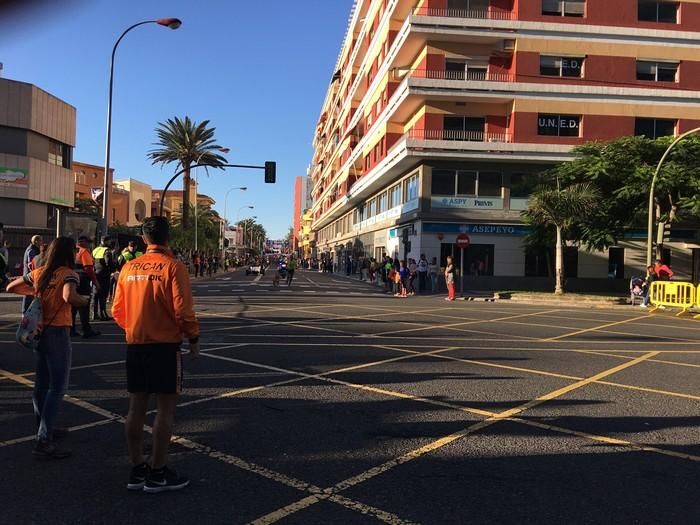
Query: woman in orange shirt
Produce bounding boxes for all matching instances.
[8,237,88,459]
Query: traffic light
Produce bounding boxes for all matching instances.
[264,161,276,183]
[401,228,409,244]
[663,222,672,243]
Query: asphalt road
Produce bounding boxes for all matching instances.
[2,268,700,524]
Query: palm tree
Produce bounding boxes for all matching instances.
[148,116,228,229]
[172,203,221,251]
[525,182,599,294]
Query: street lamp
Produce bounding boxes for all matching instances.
[101,17,182,239]
[646,127,700,266]
[236,206,254,253]
[221,186,247,255]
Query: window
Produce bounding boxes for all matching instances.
[445,59,488,80]
[542,0,585,17]
[378,192,387,213]
[48,140,70,168]
[540,56,583,78]
[367,198,376,218]
[457,171,476,195]
[510,173,537,198]
[389,184,401,208]
[443,116,486,141]
[405,174,419,201]
[636,60,678,82]
[432,169,502,197]
[433,169,456,195]
[638,0,678,23]
[478,172,503,197]
[634,118,676,139]
[537,114,581,137]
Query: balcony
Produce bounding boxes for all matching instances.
[407,128,512,143]
[405,69,514,83]
[412,6,516,20]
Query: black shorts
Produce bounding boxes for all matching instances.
[126,343,182,394]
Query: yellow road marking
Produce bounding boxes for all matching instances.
[370,309,562,337]
[250,496,324,525]
[542,314,650,342]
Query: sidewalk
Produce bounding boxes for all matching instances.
[496,291,631,309]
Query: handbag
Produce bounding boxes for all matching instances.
[16,286,60,350]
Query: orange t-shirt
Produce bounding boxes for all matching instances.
[112,245,199,345]
[24,266,79,327]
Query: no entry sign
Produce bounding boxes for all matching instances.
[455,234,470,249]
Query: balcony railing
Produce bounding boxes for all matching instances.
[406,69,515,82]
[408,128,512,143]
[412,6,516,20]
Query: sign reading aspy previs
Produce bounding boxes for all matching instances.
[432,196,503,210]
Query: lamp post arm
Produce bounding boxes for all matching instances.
[646,126,700,266]
[158,163,266,217]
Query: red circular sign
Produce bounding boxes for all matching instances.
[455,234,470,249]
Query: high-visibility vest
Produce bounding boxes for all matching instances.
[121,249,143,263]
[92,246,109,260]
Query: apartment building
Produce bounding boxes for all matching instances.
[309,0,700,287]
[0,78,75,231]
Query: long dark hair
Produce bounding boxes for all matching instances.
[36,237,76,294]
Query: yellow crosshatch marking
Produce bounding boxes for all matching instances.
[3,288,700,524]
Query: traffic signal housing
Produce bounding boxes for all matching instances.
[265,161,276,183]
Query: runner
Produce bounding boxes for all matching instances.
[286,255,297,286]
[7,237,89,458]
[112,216,199,493]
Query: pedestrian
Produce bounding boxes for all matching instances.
[398,260,409,298]
[654,258,674,281]
[92,236,117,321]
[417,254,428,293]
[369,257,377,283]
[118,241,143,270]
[445,256,456,301]
[361,256,369,281]
[31,243,49,270]
[22,234,42,313]
[112,216,199,493]
[346,255,352,276]
[408,258,417,296]
[429,257,438,293]
[641,265,657,308]
[7,237,89,458]
[72,236,100,339]
[193,252,200,277]
[0,240,9,290]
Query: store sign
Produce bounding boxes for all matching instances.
[423,223,529,236]
[0,167,28,185]
[432,196,503,209]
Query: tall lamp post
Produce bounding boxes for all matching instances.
[221,186,248,255]
[236,206,254,254]
[646,127,700,266]
[101,17,181,238]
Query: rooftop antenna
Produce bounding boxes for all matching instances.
[0,63,3,78]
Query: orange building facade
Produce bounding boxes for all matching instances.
[310,0,700,285]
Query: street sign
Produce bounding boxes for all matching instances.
[455,234,470,249]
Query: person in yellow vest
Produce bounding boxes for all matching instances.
[118,241,143,269]
[92,236,117,321]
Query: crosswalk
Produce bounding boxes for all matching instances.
[192,279,384,296]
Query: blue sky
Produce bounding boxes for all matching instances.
[1,0,354,238]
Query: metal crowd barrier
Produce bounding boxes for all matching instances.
[649,281,696,317]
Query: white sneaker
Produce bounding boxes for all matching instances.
[639,304,648,308]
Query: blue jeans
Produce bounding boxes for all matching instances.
[33,326,72,441]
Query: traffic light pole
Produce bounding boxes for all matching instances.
[158,162,276,217]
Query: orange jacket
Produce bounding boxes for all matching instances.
[112,245,199,345]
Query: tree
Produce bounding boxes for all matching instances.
[236,218,267,254]
[552,135,700,250]
[524,181,599,294]
[171,204,221,252]
[147,116,227,229]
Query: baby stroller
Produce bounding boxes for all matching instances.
[630,276,646,306]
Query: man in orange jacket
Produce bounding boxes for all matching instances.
[112,216,199,493]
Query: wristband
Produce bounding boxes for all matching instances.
[188,337,199,345]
